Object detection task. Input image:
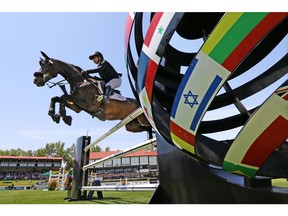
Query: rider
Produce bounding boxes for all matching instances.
[81,51,122,104]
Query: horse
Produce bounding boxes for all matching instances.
[33,51,151,133]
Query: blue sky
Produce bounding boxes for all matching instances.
[0,2,286,153]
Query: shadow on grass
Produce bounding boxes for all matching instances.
[67,196,147,204]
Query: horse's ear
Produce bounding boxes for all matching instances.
[40,51,50,60]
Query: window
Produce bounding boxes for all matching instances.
[113,158,121,167]
[104,160,112,167]
[140,156,148,165]
[121,157,130,166]
[149,156,157,165]
[130,157,139,165]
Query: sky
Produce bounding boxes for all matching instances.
[0,2,286,153]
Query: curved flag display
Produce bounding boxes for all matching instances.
[137,12,181,130]
[170,12,287,155]
[223,80,288,178]
[125,12,288,179]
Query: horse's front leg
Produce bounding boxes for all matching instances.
[58,95,82,126]
[48,96,61,124]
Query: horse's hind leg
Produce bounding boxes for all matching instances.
[48,96,61,124]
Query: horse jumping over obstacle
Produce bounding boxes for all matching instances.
[33,51,151,133]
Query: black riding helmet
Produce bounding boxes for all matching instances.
[89,51,103,60]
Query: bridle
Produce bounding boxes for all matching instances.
[39,59,82,89]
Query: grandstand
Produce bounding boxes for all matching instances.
[0,155,62,180]
[88,149,158,181]
[0,149,158,182]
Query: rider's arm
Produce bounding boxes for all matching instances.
[86,61,107,75]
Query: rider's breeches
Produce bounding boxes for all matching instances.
[106,78,122,89]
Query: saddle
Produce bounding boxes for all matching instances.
[83,77,126,103]
[86,77,121,96]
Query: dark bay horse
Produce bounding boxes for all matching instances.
[33,51,151,133]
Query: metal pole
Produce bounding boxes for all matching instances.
[84,108,144,152]
[81,183,159,192]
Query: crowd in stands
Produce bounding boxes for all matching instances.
[0,171,42,180]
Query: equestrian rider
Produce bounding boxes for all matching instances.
[81,51,122,104]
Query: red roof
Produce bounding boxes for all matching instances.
[89,149,157,160]
[89,151,121,159]
[0,155,62,160]
[126,149,157,157]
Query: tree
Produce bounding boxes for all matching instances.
[34,148,46,157]
[105,146,110,152]
[26,150,33,156]
[0,149,10,156]
[8,148,25,156]
[64,143,75,170]
[91,145,102,152]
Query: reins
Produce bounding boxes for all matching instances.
[45,73,83,89]
[45,72,101,97]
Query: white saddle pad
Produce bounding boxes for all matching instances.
[109,93,126,101]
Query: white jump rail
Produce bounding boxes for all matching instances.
[84,107,144,152]
[82,183,159,192]
[82,137,156,171]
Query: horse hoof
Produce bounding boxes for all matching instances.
[52,114,60,124]
[63,116,72,126]
[48,108,55,116]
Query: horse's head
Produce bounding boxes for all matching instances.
[33,51,58,87]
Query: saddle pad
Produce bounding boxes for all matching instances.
[109,93,126,101]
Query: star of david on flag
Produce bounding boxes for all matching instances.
[183,91,199,108]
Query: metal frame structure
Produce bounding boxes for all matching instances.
[69,109,157,201]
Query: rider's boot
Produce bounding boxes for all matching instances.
[103,85,112,104]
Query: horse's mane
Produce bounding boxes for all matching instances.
[52,58,83,73]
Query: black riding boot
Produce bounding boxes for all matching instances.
[103,85,112,104]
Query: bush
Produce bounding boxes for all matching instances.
[47,179,58,191]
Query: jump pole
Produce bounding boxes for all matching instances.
[81,183,159,192]
[84,107,144,152]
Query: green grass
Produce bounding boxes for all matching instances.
[0,190,154,204]
[0,179,287,204]
[272,178,288,188]
[0,180,39,187]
